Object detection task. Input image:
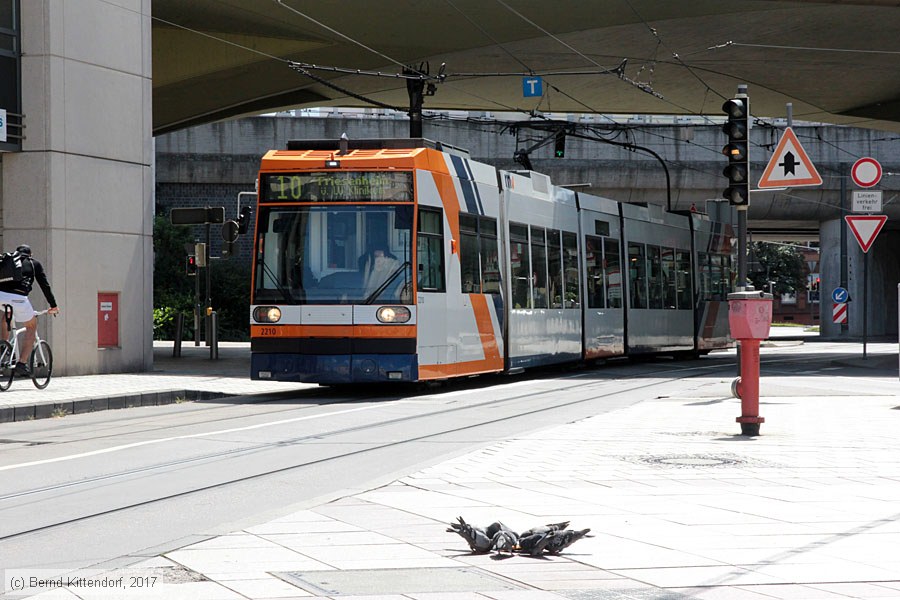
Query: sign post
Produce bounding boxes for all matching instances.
[845,215,888,359]
[170,206,226,356]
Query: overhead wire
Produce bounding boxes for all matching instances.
[138,0,900,190]
[714,41,900,56]
[622,0,728,103]
[273,0,528,115]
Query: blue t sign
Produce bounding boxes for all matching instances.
[523,77,543,98]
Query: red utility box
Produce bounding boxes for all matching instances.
[98,292,119,348]
[729,293,773,340]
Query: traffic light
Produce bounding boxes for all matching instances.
[722,96,750,205]
[237,205,253,234]
[554,130,566,158]
[185,255,197,276]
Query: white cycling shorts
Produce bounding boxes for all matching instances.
[0,292,35,324]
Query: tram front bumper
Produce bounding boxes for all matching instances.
[251,353,417,384]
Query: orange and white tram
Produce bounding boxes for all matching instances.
[250,138,734,384]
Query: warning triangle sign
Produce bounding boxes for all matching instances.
[758,127,823,189]
[845,214,887,253]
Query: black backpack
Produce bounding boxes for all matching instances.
[0,251,25,284]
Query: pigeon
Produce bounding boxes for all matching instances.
[490,529,518,554]
[446,516,493,553]
[542,528,591,555]
[516,531,553,556]
[518,521,570,538]
[485,521,516,538]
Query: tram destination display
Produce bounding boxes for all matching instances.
[261,171,413,202]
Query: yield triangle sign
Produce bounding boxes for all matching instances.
[758,127,823,189]
[845,214,887,253]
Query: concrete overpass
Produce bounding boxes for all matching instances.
[156,114,900,339]
[3,1,900,374]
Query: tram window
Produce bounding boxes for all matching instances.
[628,243,648,309]
[676,250,692,309]
[585,235,604,309]
[661,248,677,309]
[594,220,610,237]
[604,238,622,308]
[509,222,531,309]
[563,232,580,308]
[547,230,563,308]
[417,208,445,292]
[327,212,357,270]
[531,227,549,309]
[460,214,480,293]
[711,254,725,300]
[647,245,663,309]
[480,217,501,294]
[698,252,711,300]
[724,255,735,294]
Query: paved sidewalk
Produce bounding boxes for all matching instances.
[6,339,900,599]
[0,341,312,423]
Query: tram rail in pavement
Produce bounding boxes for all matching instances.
[0,332,893,423]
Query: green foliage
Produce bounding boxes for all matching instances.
[153,306,178,339]
[748,242,806,295]
[153,214,251,341]
[153,215,194,340]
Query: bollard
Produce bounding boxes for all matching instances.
[209,310,219,360]
[728,290,773,436]
[173,313,184,358]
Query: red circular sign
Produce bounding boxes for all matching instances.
[851,157,882,188]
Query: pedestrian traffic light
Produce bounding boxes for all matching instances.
[186,254,197,276]
[722,96,750,206]
[554,130,566,158]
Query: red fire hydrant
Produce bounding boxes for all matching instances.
[728,290,773,436]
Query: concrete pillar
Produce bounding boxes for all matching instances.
[821,218,900,339]
[0,0,153,374]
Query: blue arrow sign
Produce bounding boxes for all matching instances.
[523,77,543,98]
[832,287,849,303]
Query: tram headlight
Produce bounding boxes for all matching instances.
[376,306,411,323]
[253,306,282,323]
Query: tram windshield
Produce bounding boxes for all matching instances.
[254,205,414,305]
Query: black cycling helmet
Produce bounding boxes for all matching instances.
[15,244,31,256]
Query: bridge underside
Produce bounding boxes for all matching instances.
[153,0,900,135]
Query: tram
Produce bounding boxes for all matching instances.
[250,138,734,384]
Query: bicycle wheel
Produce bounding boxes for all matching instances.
[29,340,53,389]
[0,341,14,391]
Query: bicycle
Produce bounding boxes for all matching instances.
[0,305,53,390]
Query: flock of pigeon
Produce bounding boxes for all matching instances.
[446,516,591,556]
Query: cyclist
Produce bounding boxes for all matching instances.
[0,245,60,375]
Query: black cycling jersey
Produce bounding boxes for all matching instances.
[0,257,58,308]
